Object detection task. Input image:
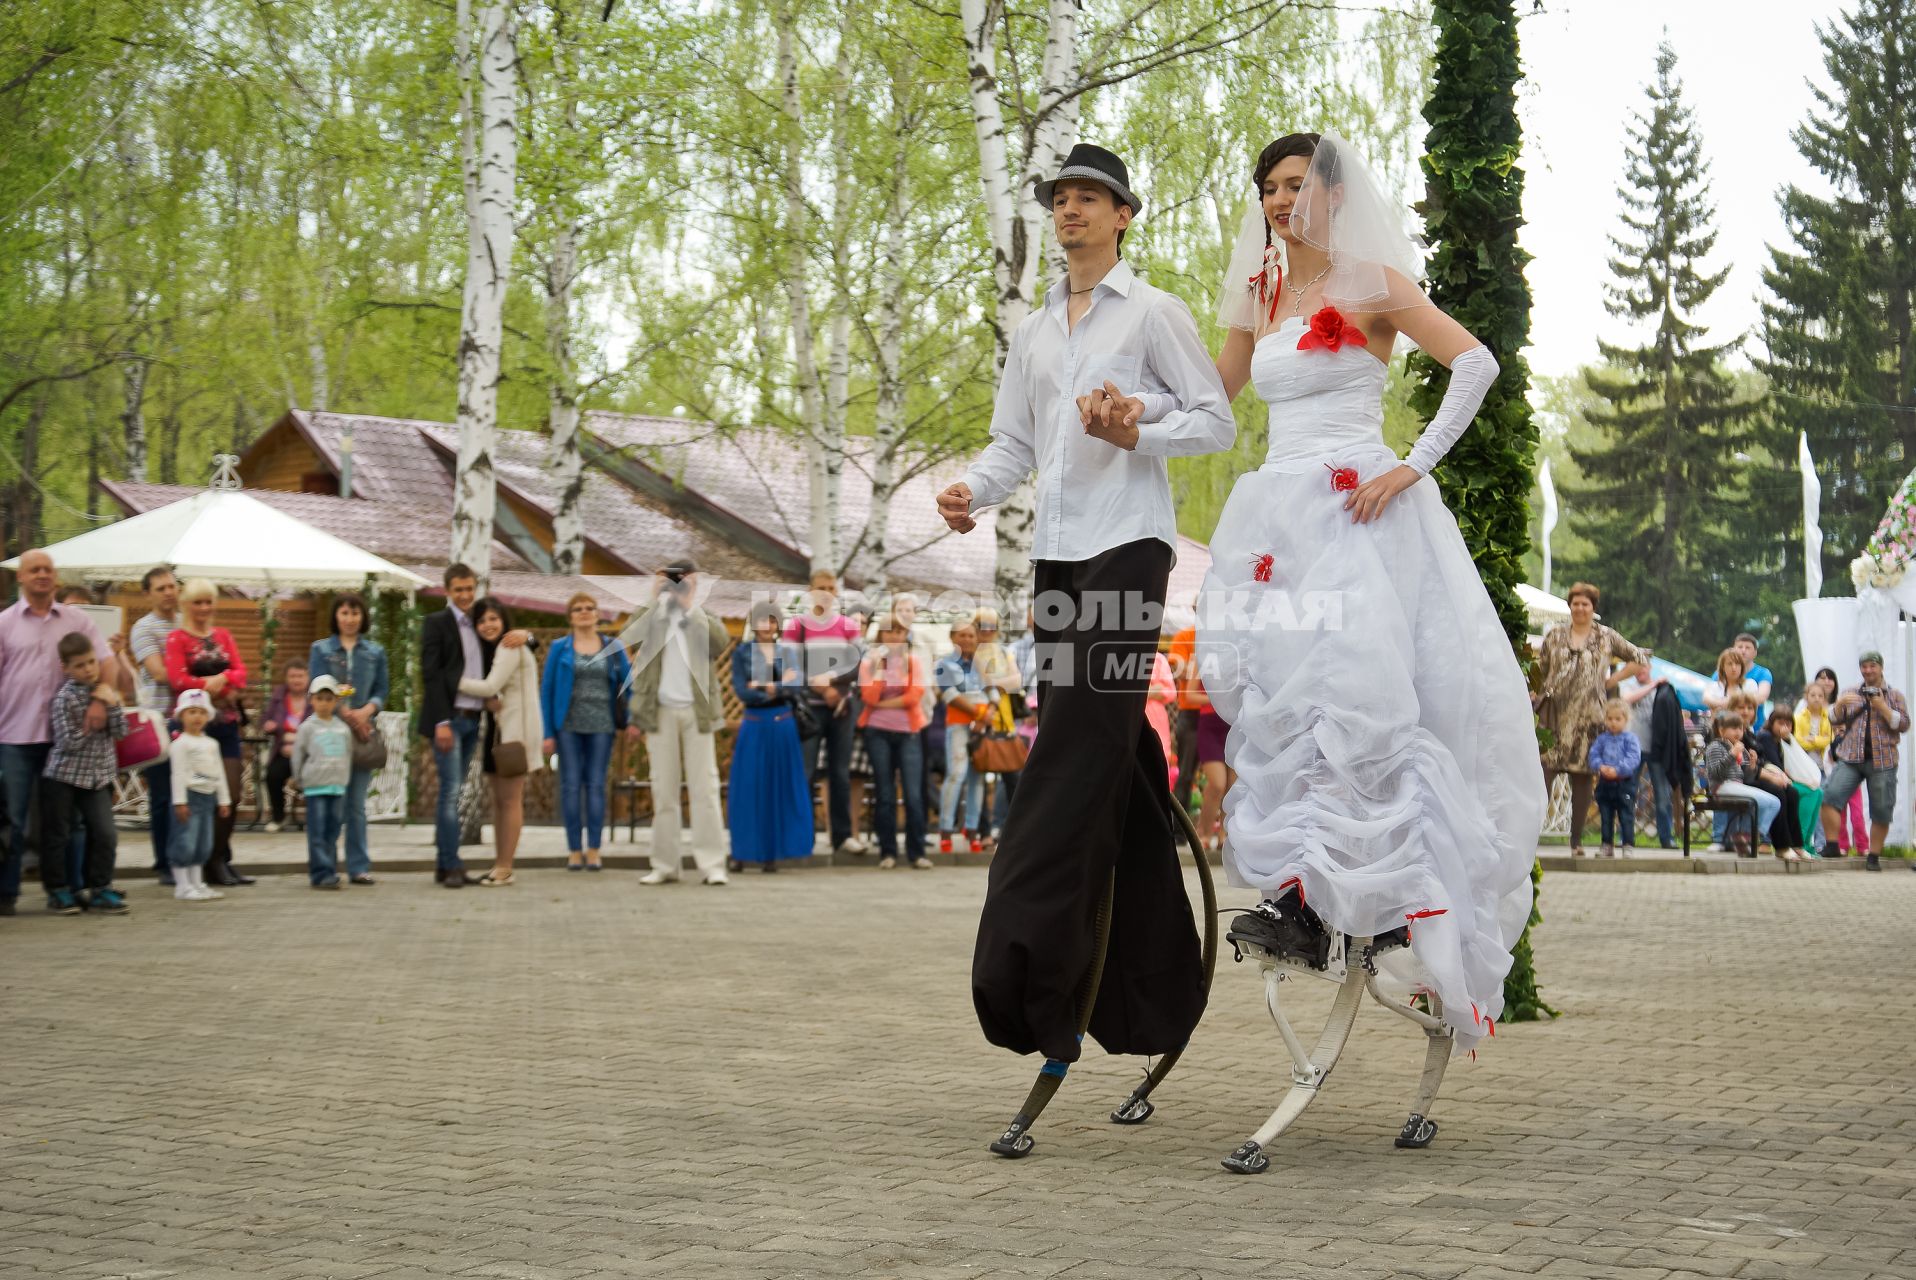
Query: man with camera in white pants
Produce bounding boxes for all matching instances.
[626,559,732,885]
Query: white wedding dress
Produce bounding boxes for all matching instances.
[1196,316,1545,1052]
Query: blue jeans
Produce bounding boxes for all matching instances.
[1594,777,1636,846]
[343,765,374,878]
[865,728,926,860]
[1636,761,1674,848]
[939,722,984,833]
[433,716,482,874]
[556,730,614,852]
[145,758,174,873]
[305,792,344,884]
[1716,781,1780,840]
[0,741,51,902]
[169,790,216,868]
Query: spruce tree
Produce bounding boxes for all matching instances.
[1564,41,1769,675]
[1761,0,1916,586]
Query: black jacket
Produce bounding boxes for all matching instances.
[416,606,477,739]
[1646,682,1691,788]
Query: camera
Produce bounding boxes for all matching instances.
[1861,686,1882,698]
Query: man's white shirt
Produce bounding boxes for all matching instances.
[959,260,1233,563]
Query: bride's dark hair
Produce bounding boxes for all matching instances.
[1253,132,1323,190]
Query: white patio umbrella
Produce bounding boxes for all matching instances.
[1516,582,1572,627]
[4,489,430,591]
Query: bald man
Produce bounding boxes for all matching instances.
[0,550,123,915]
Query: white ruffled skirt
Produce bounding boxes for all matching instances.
[1196,446,1545,1052]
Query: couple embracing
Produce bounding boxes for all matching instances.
[938,133,1545,1071]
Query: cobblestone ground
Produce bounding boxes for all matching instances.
[3,863,1913,1279]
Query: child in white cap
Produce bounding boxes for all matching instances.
[169,689,231,901]
[291,676,354,888]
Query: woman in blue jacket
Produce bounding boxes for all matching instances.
[540,592,634,870]
[728,602,814,870]
[308,592,391,884]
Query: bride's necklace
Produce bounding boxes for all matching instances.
[1286,262,1331,316]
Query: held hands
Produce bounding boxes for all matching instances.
[1078,381,1144,451]
[937,482,976,534]
[1344,464,1420,524]
[175,804,189,820]
[434,723,454,753]
[217,805,230,818]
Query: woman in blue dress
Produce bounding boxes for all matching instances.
[728,603,814,870]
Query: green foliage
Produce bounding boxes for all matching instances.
[1560,43,1781,680]
[1761,0,1916,592]
[1501,859,1558,1023]
[1412,0,1547,1022]
[1410,0,1537,650]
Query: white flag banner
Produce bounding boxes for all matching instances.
[1539,457,1560,597]
[1799,431,1823,599]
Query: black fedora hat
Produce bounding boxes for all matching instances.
[1033,143,1143,216]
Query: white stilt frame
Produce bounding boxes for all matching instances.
[1221,931,1455,1173]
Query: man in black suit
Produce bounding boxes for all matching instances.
[418,564,533,887]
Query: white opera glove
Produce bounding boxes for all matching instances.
[1403,344,1499,476]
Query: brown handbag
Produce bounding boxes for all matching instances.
[492,739,529,778]
[969,730,1028,774]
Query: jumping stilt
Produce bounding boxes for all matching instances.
[1109,797,1218,1126]
[1363,980,1452,1148]
[988,872,1115,1158]
[988,769,1221,1158]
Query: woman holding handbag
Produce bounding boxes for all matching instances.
[164,579,252,886]
[308,592,391,885]
[460,598,543,886]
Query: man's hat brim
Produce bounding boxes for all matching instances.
[1033,167,1142,216]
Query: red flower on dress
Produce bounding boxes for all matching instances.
[1250,553,1275,583]
[1325,463,1360,493]
[1296,305,1369,353]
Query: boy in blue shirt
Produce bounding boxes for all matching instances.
[1587,700,1643,857]
[291,676,355,889]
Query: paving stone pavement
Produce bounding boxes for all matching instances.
[3,863,1913,1280]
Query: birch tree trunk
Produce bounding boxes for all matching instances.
[543,17,586,575]
[823,16,855,580]
[859,125,911,598]
[451,0,518,587]
[775,0,834,575]
[960,0,1081,607]
[546,216,585,574]
[121,358,148,483]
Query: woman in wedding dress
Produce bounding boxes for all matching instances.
[1193,132,1545,1054]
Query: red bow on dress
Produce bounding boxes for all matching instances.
[1296,305,1368,353]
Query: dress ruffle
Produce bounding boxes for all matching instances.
[1198,459,1544,1053]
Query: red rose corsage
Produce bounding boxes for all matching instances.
[1297,305,1368,353]
[1325,464,1360,493]
[1250,552,1275,583]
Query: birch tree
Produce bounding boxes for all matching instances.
[451,0,520,585]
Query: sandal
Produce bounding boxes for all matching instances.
[478,870,515,886]
[567,853,585,872]
[584,853,604,872]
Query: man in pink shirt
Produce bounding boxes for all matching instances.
[783,570,866,856]
[0,549,120,915]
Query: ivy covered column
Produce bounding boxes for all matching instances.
[1411,0,1554,1021]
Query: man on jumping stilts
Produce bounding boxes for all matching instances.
[938,144,1234,1080]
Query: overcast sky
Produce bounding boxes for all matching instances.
[1515,0,1843,376]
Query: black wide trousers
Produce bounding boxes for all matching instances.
[971,538,1206,1062]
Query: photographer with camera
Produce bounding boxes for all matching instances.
[1819,650,1910,870]
[627,559,733,885]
